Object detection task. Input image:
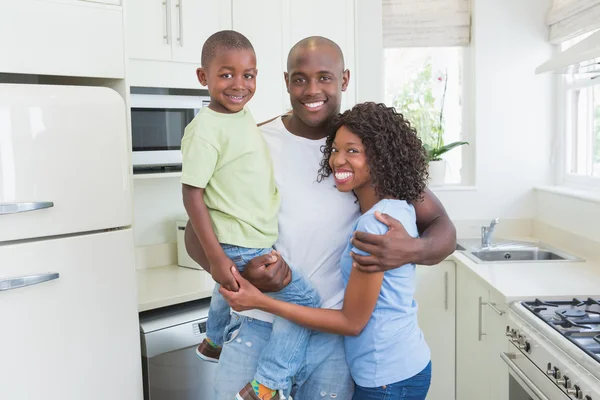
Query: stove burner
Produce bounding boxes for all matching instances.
[558,309,587,318]
[553,310,593,329]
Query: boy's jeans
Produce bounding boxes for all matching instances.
[207,244,320,390]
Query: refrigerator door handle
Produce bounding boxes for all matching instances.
[0,273,60,291]
[0,202,54,215]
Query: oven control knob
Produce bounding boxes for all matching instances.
[584,396,592,400]
[547,363,555,377]
[556,371,566,386]
[566,380,577,395]
[505,325,511,336]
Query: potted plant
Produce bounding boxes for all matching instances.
[393,64,468,185]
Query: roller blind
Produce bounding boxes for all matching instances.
[546,0,600,43]
[382,0,471,48]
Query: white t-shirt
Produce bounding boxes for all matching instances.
[239,116,360,322]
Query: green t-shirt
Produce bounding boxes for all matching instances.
[181,107,279,248]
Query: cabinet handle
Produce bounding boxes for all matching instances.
[444,271,448,311]
[0,273,59,292]
[0,202,54,215]
[483,301,505,316]
[478,296,486,341]
[176,0,183,46]
[163,0,171,45]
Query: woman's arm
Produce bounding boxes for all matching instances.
[182,184,238,290]
[220,266,383,336]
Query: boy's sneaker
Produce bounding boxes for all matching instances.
[235,383,285,400]
[195,339,221,363]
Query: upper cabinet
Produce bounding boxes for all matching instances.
[0,0,125,78]
[126,0,231,64]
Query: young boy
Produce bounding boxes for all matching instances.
[181,30,320,400]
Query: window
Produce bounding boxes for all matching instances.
[559,31,600,189]
[384,47,470,184]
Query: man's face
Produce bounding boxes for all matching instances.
[196,48,257,114]
[285,45,349,128]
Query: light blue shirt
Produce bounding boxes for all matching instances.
[341,199,431,387]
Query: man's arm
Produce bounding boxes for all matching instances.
[351,188,456,271]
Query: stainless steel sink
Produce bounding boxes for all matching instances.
[455,239,584,264]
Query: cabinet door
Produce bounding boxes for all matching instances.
[487,290,510,400]
[285,0,357,111]
[0,230,142,400]
[0,0,124,78]
[415,261,456,400]
[126,0,172,61]
[171,0,231,64]
[233,0,286,122]
[456,266,491,400]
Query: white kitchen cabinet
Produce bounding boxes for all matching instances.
[232,0,287,123]
[0,0,125,78]
[415,261,456,400]
[456,263,510,400]
[0,230,142,400]
[126,0,231,64]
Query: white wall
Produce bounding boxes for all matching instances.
[433,0,554,220]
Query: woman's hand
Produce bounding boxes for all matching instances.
[219,267,269,312]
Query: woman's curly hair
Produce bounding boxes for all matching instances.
[318,102,428,203]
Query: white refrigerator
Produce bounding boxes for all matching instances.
[0,84,143,400]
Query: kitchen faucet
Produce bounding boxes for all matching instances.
[481,218,499,247]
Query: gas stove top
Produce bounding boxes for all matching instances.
[522,298,600,365]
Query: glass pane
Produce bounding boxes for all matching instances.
[384,47,465,184]
[567,84,600,177]
[594,84,600,177]
[131,108,196,151]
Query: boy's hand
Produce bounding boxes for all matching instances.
[241,251,291,293]
[210,257,240,291]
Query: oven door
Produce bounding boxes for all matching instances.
[501,349,570,400]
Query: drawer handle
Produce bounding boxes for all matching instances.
[0,202,54,215]
[0,273,60,291]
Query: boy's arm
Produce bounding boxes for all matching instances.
[351,188,456,271]
[182,184,239,291]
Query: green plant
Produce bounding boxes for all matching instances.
[392,61,468,162]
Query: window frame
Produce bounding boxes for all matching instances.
[556,73,600,191]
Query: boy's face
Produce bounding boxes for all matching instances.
[196,48,257,114]
[285,45,349,128]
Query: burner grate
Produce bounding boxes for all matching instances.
[522,298,600,364]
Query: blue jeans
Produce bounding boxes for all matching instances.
[207,245,321,390]
[213,314,355,399]
[352,361,432,400]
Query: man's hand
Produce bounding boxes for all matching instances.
[220,267,269,312]
[351,211,423,273]
[210,257,240,291]
[241,250,292,292]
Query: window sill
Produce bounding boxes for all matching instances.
[534,185,600,205]
[429,185,477,192]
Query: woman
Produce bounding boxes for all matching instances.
[220,102,432,400]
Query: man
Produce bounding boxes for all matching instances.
[185,36,456,399]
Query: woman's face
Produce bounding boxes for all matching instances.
[329,125,372,193]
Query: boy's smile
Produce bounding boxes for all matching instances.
[196,48,257,114]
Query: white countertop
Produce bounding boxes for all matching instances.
[450,251,600,301]
[136,265,215,312]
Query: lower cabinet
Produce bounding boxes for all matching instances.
[456,263,509,400]
[415,261,456,400]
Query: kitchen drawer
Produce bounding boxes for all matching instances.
[0,229,141,400]
[0,84,132,242]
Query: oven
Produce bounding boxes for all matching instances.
[504,301,600,400]
[130,90,210,169]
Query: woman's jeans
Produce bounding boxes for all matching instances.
[352,361,432,400]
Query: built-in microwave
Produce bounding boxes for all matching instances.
[130,90,210,169]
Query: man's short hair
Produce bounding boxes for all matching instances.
[201,30,254,69]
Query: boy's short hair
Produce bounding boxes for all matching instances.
[201,30,255,68]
